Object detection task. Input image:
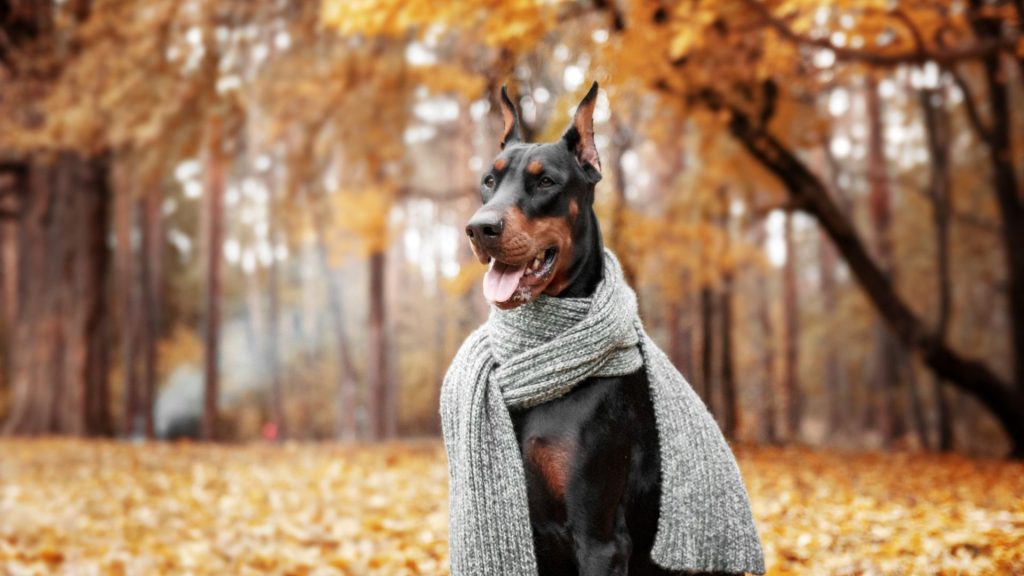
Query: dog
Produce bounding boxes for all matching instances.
[463,83,741,576]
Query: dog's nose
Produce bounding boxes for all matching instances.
[465,212,504,246]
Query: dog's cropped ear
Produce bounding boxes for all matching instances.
[499,85,521,150]
[563,81,601,182]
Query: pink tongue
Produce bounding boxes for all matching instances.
[483,261,527,303]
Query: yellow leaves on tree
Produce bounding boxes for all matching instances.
[410,65,488,103]
[322,0,561,53]
[31,0,215,154]
[331,186,395,258]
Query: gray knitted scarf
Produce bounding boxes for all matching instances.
[441,250,764,575]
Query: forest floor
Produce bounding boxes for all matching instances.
[0,440,1022,575]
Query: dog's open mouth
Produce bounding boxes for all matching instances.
[483,247,558,304]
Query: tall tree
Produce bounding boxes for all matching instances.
[367,248,392,439]
[782,213,801,440]
[864,74,905,445]
[139,189,164,439]
[920,81,955,451]
[1,1,114,437]
[699,285,715,413]
[756,223,779,444]
[266,193,287,441]
[115,172,142,436]
[964,0,1024,397]
[718,190,738,439]
[819,231,846,439]
[719,269,738,439]
[199,116,225,441]
[117,183,161,439]
[667,283,693,378]
[817,127,850,441]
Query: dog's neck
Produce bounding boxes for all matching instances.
[555,207,604,299]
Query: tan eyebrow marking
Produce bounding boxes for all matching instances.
[527,160,544,175]
[494,158,508,171]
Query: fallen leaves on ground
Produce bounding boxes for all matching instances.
[1,441,1022,575]
[0,441,448,575]
[737,446,1024,575]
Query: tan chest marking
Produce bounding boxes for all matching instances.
[526,437,575,500]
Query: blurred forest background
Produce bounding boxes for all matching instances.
[1,0,1023,459]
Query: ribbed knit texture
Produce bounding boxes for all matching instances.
[441,250,765,575]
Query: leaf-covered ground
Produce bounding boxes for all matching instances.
[1,441,1022,575]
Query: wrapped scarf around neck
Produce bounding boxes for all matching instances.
[440,250,764,575]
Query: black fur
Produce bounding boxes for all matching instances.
[469,86,741,576]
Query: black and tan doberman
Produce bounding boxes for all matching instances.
[464,83,739,576]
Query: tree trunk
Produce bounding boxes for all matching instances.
[432,230,448,435]
[367,249,392,439]
[819,232,845,438]
[865,74,905,446]
[0,2,113,437]
[140,190,163,439]
[699,285,715,412]
[903,357,932,450]
[0,186,17,407]
[119,191,159,439]
[266,204,287,442]
[754,222,778,444]
[3,153,113,436]
[968,4,1024,397]
[970,32,1019,399]
[200,117,224,442]
[720,269,738,440]
[818,127,853,441]
[114,174,141,437]
[920,84,955,451]
[718,190,738,439]
[128,194,151,438]
[759,277,778,445]
[782,213,801,440]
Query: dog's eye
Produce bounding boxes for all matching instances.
[483,175,496,188]
[538,176,556,188]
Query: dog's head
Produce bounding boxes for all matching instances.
[465,82,603,310]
